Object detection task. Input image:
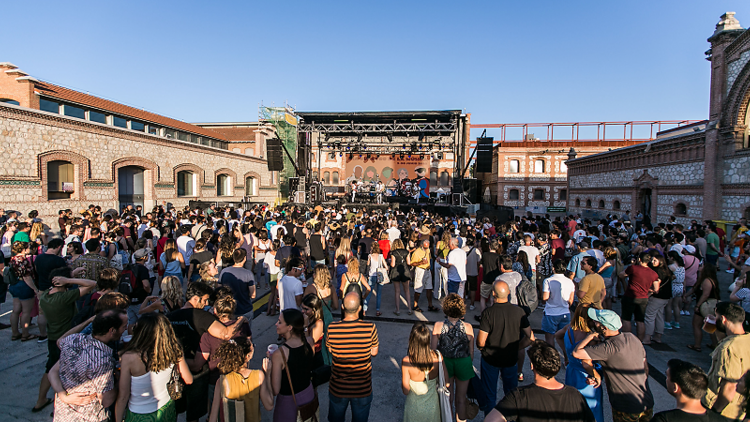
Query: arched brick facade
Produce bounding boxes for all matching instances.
[113,157,160,209]
[173,163,204,198]
[214,168,239,188]
[38,150,90,201]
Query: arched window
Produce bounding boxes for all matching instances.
[430,171,438,187]
[245,148,253,156]
[313,171,319,182]
[440,170,450,186]
[533,189,544,200]
[509,189,520,200]
[217,174,231,196]
[245,177,256,196]
[599,200,605,208]
[575,199,581,207]
[177,171,195,197]
[675,203,687,216]
[586,199,592,208]
[613,200,621,210]
[323,171,331,184]
[509,160,520,174]
[47,160,74,200]
[559,189,567,200]
[0,98,20,106]
[534,159,545,173]
[332,171,339,185]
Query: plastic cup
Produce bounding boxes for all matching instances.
[267,344,279,356]
[703,315,717,334]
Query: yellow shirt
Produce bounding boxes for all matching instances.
[411,247,431,269]
[703,333,750,420]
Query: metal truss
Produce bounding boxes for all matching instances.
[298,121,457,134]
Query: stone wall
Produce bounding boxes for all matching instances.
[568,162,705,190]
[722,195,750,220]
[724,156,750,184]
[0,103,277,220]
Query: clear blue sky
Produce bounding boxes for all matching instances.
[5,1,750,126]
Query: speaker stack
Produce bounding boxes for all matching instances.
[266,138,284,171]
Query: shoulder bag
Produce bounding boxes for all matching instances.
[166,363,183,400]
[280,345,319,422]
[377,255,390,285]
[436,350,452,422]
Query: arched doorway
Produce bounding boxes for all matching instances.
[118,166,145,210]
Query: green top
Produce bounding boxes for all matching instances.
[11,231,30,244]
[705,232,720,256]
[39,288,81,341]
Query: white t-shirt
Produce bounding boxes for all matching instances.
[466,247,482,276]
[446,248,467,283]
[278,274,303,311]
[518,245,540,271]
[264,252,279,275]
[271,224,287,241]
[588,249,606,268]
[573,230,587,242]
[543,274,576,316]
[386,227,401,242]
[176,236,195,263]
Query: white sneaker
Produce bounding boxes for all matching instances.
[469,305,476,311]
[727,268,735,274]
[680,310,686,316]
[684,310,691,316]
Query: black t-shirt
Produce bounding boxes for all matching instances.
[495,384,595,422]
[358,236,374,259]
[481,251,501,284]
[479,302,529,367]
[651,409,732,422]
[34,253,68,290]
[190,250,214,269]
[167,308,219,360]
[276,246,300,271]
[130,263,151,305]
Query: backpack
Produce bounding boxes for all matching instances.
[343,273,363,299]
[3,266,19,285]
[115,241,130,270]
[516,272,538,316]
[71,292,99,327]
[118,264,137,302]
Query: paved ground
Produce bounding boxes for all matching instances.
[0,259,735,421]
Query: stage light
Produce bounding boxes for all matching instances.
[349,153,353,159]
[339,152,343,157]
[418,133,425,142]
[359,154,362,158]
[366,154,371,159]
[376,154,380,158]
[386,134,393,142]
[408,154,411,158]
[420,154,424,159]
[400,154,404,159]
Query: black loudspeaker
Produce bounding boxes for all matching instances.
[297,133,307,175]
[452,177,463,205]
[464,178,480,203]
[266,138,284,171]
[475,137,493,173]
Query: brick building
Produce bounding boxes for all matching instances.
[566,12,750,225]
[0,62,278,219]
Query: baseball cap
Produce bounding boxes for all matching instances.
[587,308,622,331]
[133,249,149,260]
[683,245,696,254]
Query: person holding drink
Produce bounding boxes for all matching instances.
[687,265,721,352]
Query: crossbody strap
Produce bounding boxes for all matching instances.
[279,345,299,408]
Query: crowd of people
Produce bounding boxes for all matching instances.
[0,203,749,422]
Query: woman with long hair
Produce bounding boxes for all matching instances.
[301,293,325,371]
[8,241,40,341]
[264,239,281,317]
[402,322,447,422]
[554,305,604,422]
[114,313,193,422]
[208,338,274,422]
[303,265,339,364]
[340,256,371,319]
[390,239,412,316]
[269,309,317,422]
[643,254,673,345]
[687,264,721,352]
[366,242,387,316]
[513,250,533,281]
[199,260,219,287]
[143,276,185,314]
[334,237,353,265]
[431,294,473,422]
[253,229,271,289]
[29,221,47,248]
[665,251,685,329]
[159,239,185,285]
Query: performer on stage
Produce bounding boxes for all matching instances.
[414,167,429,202]
[376,180,385,204]
[350,179,358,202]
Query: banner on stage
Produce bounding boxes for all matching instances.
[344,155,433,184]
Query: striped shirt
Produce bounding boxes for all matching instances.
[326,319,379,398]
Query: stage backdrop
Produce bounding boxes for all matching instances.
[345,155,434,198]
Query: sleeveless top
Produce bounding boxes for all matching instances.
[343,273,365,298]
[390,249,411,282]
[695,277,720,300]
[221,371,262,422]
[129,364,173,414]
[294,227,307,249]
[279,343,313,396]
[437,319,470,359]
[309,234,325,261]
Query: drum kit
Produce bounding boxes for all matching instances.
[348,178,421,203]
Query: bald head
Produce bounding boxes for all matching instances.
[343,292,361,315]
[493,280,510,302]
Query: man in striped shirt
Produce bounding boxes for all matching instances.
[326,292,379,422]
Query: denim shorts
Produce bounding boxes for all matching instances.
[541,313,570,334]
[447,281,460,294]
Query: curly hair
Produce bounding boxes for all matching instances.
[442,293,466,319]
[526,340,561,379]
[313,264,331,290]
[215,338,254,375]
[160,276,185,309]
[124,313,184,373]
[347,256,360,274]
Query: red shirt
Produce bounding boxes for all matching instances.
[378,239,391,260]
[624,265,659,299]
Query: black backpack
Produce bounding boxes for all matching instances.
[516,273,538,316]
[343,273,363,299]
[3,266,19,285]
[118,264,137,302]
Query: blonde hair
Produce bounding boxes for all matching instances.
[29,222,43,242]
[313,264,331,290]
[335,237,351,262]
[347,256,360,274]
[160,276,185,308]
